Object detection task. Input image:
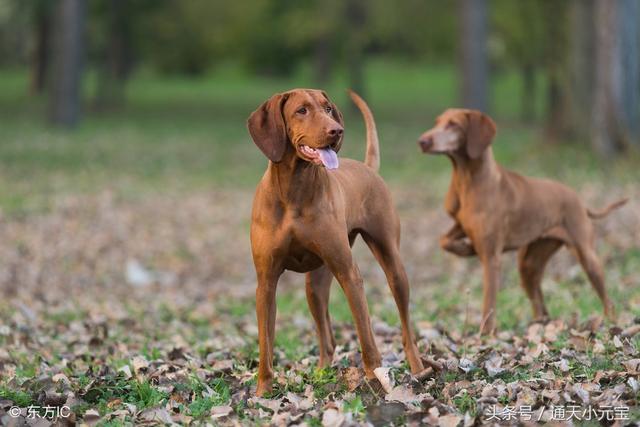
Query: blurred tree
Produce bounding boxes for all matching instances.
[235,1,313,77]
[345,0,367,99]
[619,0,640,148]
[567,0,595,141]
[311,0,341,85]
[540,0,570,142]
[458,0,488,111]
[30,0,52,95]
[492,0,546,122]
[49,0,86,127]
[369,0,455,62]
[0,1,31,67]
[141,0,218,75]
[592,0,640,155]
[91,0,135,108]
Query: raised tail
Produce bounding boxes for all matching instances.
[587,198,629,219]
[348,90,380,172]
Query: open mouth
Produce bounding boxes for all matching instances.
[298,145,339,169]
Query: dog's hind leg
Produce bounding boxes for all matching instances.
[565,214,615,320]
[517,238,563,321]
[363,232,424,374]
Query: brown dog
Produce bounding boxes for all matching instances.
[248,89,423,396]
[418,109,627,335]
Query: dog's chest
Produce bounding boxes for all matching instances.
[283,238,324,273]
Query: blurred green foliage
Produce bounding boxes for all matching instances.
[1,60,637,215]
[0,0,560,77]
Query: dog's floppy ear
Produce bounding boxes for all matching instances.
[247,93,289,162]
[465,111,496,159]
[321,91,344,126]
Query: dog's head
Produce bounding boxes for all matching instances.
[418,109,496,159]
[247,89,344,169]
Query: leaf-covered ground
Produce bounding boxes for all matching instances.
[0,185,639,426]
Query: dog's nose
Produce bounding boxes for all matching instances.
[328,127,344,138]
[419,137,433,152]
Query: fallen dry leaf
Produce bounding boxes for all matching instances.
[374,367,394,394]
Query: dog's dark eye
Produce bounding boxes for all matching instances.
[296,107,308,115]
[325,106,333,113]
[446,121,455,129]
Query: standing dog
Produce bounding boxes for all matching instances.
[418,109,627,335]
[248,89,423,396]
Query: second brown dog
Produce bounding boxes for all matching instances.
[419,109,627,335]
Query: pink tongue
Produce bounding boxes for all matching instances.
[317,148,339,169]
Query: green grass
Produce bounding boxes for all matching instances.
[453,390,478,416]
[0,386,34,407]
[185,377,231,418]
[1,59,638,216]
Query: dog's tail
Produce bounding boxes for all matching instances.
[587,198,629,219]
[349,90,380,172]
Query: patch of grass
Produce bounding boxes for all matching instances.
[219,298,254,318]
[193,377,231,417]
[571,357,623,381]
[15,363,38,380]
[0,386,34,407]
[328,291,352,324]
[276,292,307,316]
[188,397,215,418]
[97,419,131,427]
[45,309,86,324]
[343,395,366,419]
[181,375,231,417]
[71,402,92,417]
[309,367,341,398]
[275,326,305,361]
[129,380,167,409]
[81,375,168,411]
[492,367,534,383]
[306,416,323,427]
[141,345,162,361]
[452,390,477,416]
[268,365,342,399]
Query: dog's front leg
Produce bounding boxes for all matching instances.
[478,247,502,336]
[440,222,476,257]
[255,267,280,396]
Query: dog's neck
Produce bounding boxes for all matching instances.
[448,147,501,190]
[267,149,331,206]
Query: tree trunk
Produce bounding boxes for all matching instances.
[30,2,51,95]
[49,0,86,127]
[458,0,488,111]
[543,0,569,143]
[521,63,536,122]
[313,38,332,86]
[567,0,595,141]
[95,0,132,109]
[619,0,640,146]
[591,0,638,155]
[345,0,366,105]
[313,1,334,86]
[545,67,569,142]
